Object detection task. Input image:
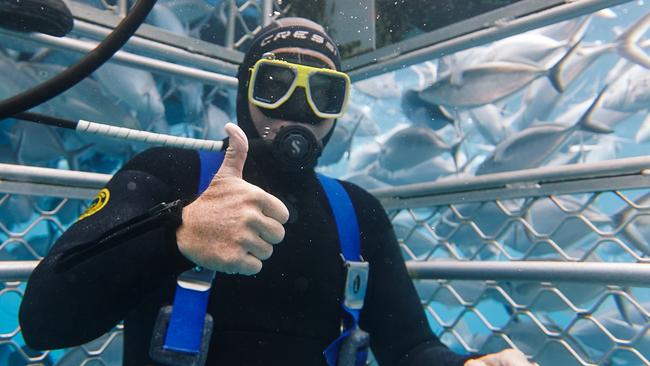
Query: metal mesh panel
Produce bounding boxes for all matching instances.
[385,187,650,365]
[2,163,650,365]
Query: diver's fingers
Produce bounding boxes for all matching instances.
[251,214,286,245]
[243,235,274,261]
[258,192,290,224]
[237,254,264,276]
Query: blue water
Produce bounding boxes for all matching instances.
[1,0,649,365]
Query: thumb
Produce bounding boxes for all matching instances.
[216,123,249,179]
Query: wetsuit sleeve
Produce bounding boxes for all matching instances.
[341,182,475,366]
[19,147,199,350]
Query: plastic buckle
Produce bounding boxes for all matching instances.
[149,305,213,366]
[342,261,369,310]
[149,267,216,366]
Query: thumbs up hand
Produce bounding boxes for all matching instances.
[176,123,290,275]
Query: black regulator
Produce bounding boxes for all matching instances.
[250,124,323,173]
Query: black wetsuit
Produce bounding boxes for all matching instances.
[19,147,472,366]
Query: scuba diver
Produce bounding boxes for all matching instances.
[18,17,534,366]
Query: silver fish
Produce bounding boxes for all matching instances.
[409,61,437,91]
[176,79,205,120]
[369,156,459,186]
[556,12,650,90]
[475,95,612,176]
[340,104,379,137]
[19,62,141,130]
[341,168,390,190]
[160,0,214,24]
[392,218,440,260]
[521,196,612,257]
[378,125,461,171]
[0,194,33,231]
[10,123,92,170]
[418,47,572,108]
[569,303,650,363]
[554,98,632,133]
[612,192,650,257]
[437,46,489,75]
[92,63,166,127]
[466,104,524,145]
[635,113,650,143]
[354,72,401,99]
[0,54,52,114]
[534,16,591,41]
[200,102,230,141]
[600,65,650,113]
[482,16,590,65]
[146,2,187,34]
[319,120,360,166]
[501,280,606,312]
[347,141,381,173]
[401,89,454,131]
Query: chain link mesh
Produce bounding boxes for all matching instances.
[2,174,649,364]
[386,188,650,365]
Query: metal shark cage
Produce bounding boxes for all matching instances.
[3,157,650,365]
[0,0,647,365]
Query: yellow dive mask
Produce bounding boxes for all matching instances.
[248,54,351,119]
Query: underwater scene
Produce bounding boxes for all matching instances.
[1,0,650,365]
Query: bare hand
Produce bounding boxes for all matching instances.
[176,123,290,275]
[465,349,537,366]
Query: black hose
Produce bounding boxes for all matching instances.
[0,0,158,120]
[14,112,78,129]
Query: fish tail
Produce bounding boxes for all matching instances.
[615,13,650,69]
[458,153,480,174]
[575,88,613,134]
[567,15,592,47]
[450,136,467,174]
[635,114,650,143]
[548,40,583,93]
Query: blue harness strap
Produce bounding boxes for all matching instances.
[318,174,368,366]
[162,151,224,355]
[155,154,367,366]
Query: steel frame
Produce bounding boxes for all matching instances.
[1,0,632,84]
[346,0,634,80]
[3,157,650,284]
[371,156,650,209]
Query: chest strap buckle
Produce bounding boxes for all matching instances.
[343,260,369,311]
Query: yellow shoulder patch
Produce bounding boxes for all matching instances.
[77,188,110,221]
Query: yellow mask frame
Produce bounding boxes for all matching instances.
[248,57,351,119]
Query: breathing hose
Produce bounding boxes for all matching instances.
[0,0,157,120]
[14,111,224,151]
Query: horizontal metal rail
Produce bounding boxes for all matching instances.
[0,164,108,198]
[0,164,110,189]
[348,0,632,80]
[72,20,240,77]
[0,261,38,282]
[370,156,650,209]
[407,261,650,287]
[4,260,649,286]
[3,156,650,200]
[0,29,238,87]
[66,1,244,71]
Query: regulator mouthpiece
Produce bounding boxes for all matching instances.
[272,124,322,172]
